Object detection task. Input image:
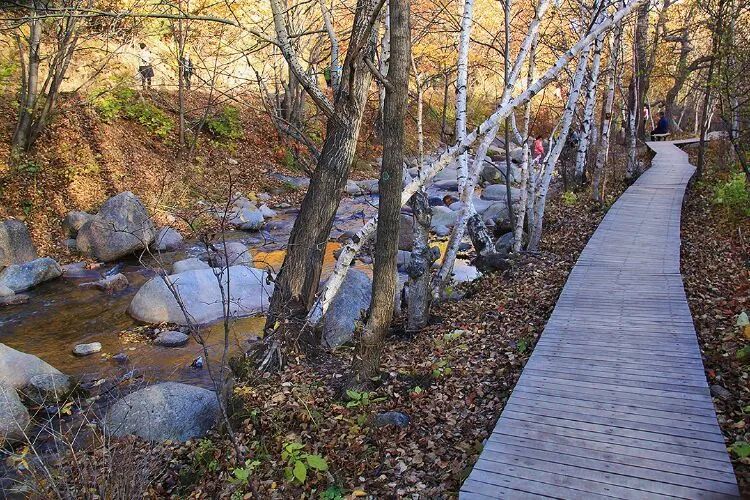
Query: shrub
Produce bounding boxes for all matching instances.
[562,190,578,206]
[713,173,750,217]
[206,106,243,141]
[93,87,173,139]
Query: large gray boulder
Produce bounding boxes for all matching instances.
[481,202,509,225]
[481,185,522,202]
[0,385,30,444]
[431,206,458,229]
[76,192,156,262]
[320,270,372,348]
[0,343,64,389]
[128,265,273,325]
[104,382,219,441]
[62,211,93,238]
[0,257,62,292]
[172,258,210,274]
[0,220,37,269]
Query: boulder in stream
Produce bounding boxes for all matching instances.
[76,192,156,262]
[154,330,189,347]
[0,220,37,269]
[73,342,102,356]
[172,258,210,274]
[0,257,62,292]
[128,265,273,325]
[481,185,522,203]
[208,241,252,268]
[319,269,372,348]
[431,206,458,229]
[0,343,65,390]
[153,227,183,252]
[104,382,219,442]
[0,385,30,444]
[80,273,129,293]
[24,373,73,405]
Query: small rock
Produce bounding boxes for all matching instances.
[0,219,38,268]
[258,192,271,201]
[73,342,102,356]
[0,284,13,297]
[0,294,29,306]
[0,385,30,444]
[258,204,277,218]
[112,352,129,363]
[710,385,732,401]
[172,258,210,274]
[372,411,410,428]
[191,356,204,369]
[62,211,93,238]
[24,373,72,404]
[358,255,373,265]
[227,158,238,165]
[208,241,252,268]
[80,273,129,293]
[277,202,292,209]
[433,225,451,237]
[153,227,183,252]
[154,331,189,347]
[345,180,362,196]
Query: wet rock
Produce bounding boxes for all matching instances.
[153,227,183,252]
[154,331,189,347]
[112,352,129,363]
[319,269,371,348]
[0,284,13,297]
[73,342,102,356]
[259,204,276,218]
[63,238,78,252]
[128,266,273,325]
[208,241,252,268]
[258,192,271,201]
[222,197,265,231]
[62,211,93,238]
[0,343,64,389]
[337,230,358,243]
[0,257,62,292]
[24,373,72,404]
[0,385,30,444]
[480,163,503,184]
[431,206,458,229]
[80,272,129,293]
[76,192,156,262]
[0,293,29,306]
[358,255,373,265]
[272,174,310,190]
[0,220,37,269]
[449,201,464,212]
[172,258,210,274]
[399,213,415,251]
[372,411,410,428]
[105,382,219,441]
[710,384,732,401]
[397,250,412,269]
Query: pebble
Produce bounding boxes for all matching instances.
[73,342,102,356]
[372,411,410,428]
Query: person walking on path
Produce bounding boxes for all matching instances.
[533,135,544,163]
[139,43,154,89]
[181,54,193,90]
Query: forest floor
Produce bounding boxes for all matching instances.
[682,143,750,495]
[89,188,621,499]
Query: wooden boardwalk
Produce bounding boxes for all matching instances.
[460,141,740,499]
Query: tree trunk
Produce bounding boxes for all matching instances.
[12,10,42,153]
[634,0,650,139]
[376,4,390,137]
[574,32,605,186]
[455,0,475,193]
[358,0,410,380]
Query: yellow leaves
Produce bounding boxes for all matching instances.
[351,489,367,497]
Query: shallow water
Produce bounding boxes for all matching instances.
[0,197,380,389]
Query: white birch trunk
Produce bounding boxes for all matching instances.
[528,43,593,250]
[307,0,644,326]
[574,31,605,184]
[319,0,341,91]
[513,31,539,252]
[593,19,623,201]
[378,4,390,128]
[455,0,475,193]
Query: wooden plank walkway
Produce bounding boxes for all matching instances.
[460,141,740,499]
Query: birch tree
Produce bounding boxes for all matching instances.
[574,31,605,185]
[455,0,475,194]
[592,12,623,202]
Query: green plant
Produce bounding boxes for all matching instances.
[93,87,173,138]
[15,159,40,176]
[713,173,750,217]
[516,337,529,354]
[193,438,220,474]
[729,441,750,458]
[562,190,578,206]
[281,441,328,484]
[206,106,243,141]
[231,458,261,489]
[431,359,453,378]
[345,390,386,408]
[320,485,344,500]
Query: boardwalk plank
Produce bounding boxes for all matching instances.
[460,141,739,498]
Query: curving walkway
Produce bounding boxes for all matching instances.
[460,141,740,499]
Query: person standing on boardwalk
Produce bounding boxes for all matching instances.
[138,43,154,89]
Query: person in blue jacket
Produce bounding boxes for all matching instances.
[651,111,670,138]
